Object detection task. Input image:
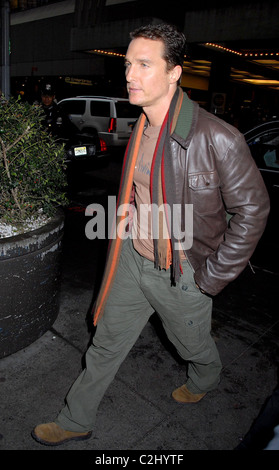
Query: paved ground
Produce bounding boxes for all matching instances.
[1,155,278,456]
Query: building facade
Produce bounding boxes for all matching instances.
[6,0,279,127]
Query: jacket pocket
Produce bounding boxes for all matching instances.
[188,171,222,215]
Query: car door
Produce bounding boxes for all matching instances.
[245,124,279,212]
[114,100,141,140]
[245,122,279,271]
[59,99,86,132]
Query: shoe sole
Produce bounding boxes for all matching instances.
[172,391,206,404]
[31,429,92,446]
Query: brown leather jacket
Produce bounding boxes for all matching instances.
[170,103,270,296]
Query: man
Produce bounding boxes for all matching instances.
[39,82,77,139]
[40,82,60,134]
[32,23,270,446]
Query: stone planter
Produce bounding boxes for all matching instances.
[0,211,64,358]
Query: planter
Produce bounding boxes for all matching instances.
[0,211,65,358]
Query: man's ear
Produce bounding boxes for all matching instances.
[169,65,182,84]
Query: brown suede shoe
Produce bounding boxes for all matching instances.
[172,384,206,403]
[31,422,92,446]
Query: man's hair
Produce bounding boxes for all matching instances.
[129,23,186,72]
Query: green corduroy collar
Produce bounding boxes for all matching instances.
[172,89,197,145]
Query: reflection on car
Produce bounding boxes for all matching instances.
[55,113,109,166]
[54,113,110,196]
[58,96,141,148]
[244,120,279,272]
[63,131,108,165]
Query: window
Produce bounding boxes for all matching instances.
[90,101,110,117]
[248,132,279,170]
[59,100,86,115]
[10,0,65,12]
[115,101,141,118]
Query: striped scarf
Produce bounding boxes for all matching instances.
[93,87,192,325]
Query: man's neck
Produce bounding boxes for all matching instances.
[143,87,178,127]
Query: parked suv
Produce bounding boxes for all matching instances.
[58,96,141,148]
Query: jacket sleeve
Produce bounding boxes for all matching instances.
[194,132,270,296]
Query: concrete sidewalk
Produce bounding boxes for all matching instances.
[1,164,279,452]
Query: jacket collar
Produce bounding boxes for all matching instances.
[171,90,199,148]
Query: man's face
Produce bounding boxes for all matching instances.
[41,94,54,107]
[125,37,177,113]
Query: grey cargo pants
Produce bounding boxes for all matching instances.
[56,237,222,432]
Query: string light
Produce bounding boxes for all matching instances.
[89,49,192,59]
[205,42,279,58]
[90,45,279,61]
[244,52,279,57]
[89,49,125,57]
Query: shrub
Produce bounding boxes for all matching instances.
[0,96,68,228]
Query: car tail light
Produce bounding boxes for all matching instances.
[100,138,107,152]
[108,117,116,133]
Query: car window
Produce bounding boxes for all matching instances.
[60,100,86,115]
[115,101,141,118]
[247,131,279,171]
[90,101,110,117]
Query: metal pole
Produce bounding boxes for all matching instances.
[1,0,10,98]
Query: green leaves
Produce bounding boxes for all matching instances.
[0,96,68,225]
